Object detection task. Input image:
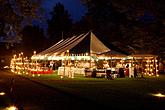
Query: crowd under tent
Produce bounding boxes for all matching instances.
[31,32,128,77]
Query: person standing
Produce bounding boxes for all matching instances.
[125,64,129,77]
[134,67,138,78]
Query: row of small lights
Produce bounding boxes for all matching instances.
[10,52,40,77]
[144,59,159,77]
[11,51,160,77]
[119,58,159,77]
[10,52,58,78]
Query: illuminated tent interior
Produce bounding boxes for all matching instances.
[29,32,129,77]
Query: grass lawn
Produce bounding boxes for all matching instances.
[0,94,12,109]
[20,72,165,110]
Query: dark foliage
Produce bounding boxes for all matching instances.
[21,25,48,57]
[0,18,6,37]
[47,2,73,46]
[79,0,165,58]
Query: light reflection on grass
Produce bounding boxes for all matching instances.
[5,106,18,110]
[0,92,5,96]
[151,93,165,98]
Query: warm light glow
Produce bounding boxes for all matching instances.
[156,74,159,77]
[5,106,18,110]
[0,92,5,95]
[33,51,36,54]
[151,93,165,98]
[4,66,9,69]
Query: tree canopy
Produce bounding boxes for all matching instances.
[0,0,42,44]
[47,2,73,46]
[80,0,165,56]
[21,25,47,57]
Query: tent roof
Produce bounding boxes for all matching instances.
[34,32,126,57]
[90,32,110,54]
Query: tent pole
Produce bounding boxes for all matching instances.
[90,53,91,68]
[110,53,112,68]
[62,31,63,40]
[63,56,65,78]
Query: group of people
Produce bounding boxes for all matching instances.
[110,63,139,78]
[124,64,138,78]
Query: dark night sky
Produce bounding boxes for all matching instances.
[32,0,87,34]
[42,0,87,21]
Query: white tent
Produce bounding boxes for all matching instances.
[30,32,131,78]
[32,32,112,60]
[90,32,110,54]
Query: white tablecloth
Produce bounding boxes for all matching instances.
[58,67,85,77]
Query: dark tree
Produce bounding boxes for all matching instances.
[80,0,129,42]
[13,0,42,25]
[0,18,6,37]
[81,0,165,56]
[0,0,43,44]
[47,2,73,45]
[0,0,22,41]
[21,25,47,57]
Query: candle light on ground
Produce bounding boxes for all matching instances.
[151,93,165,98]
